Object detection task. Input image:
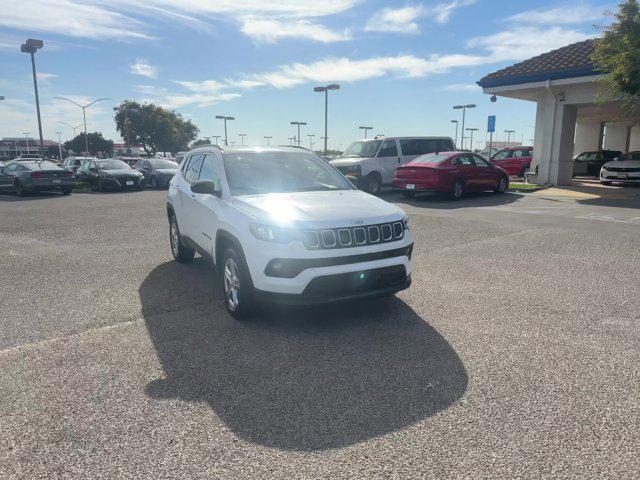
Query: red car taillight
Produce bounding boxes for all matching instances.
[63,171,74,177]
[31,172,44,179]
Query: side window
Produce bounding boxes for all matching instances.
[181,155,192,174]
[4,164,18,173]
[513,150,523,158]
[198,154,221,189]
[184,154,204,182]
[455,155,474,166]
[438,139,455,152]
[472,155,491,167]
[377,139,398,157]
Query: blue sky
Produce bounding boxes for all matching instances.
[0,0,610,150]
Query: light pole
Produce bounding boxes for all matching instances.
[290,121,307,147]
[55,97,112,154]
[23,132,30,154]
[113,105,139,154]
[55,131,63,161]
[21,39,45,159]
[215,115,234,146]
[307,134,315,150]
[288,136,296,146]
[313,84,340,155]
[358,126,373,138]
[453,104,475,150]
[238,133,247,145]
[57,121,83,137]
[466,128,479,152]
[264,136,272,146]
[450,120,459,147]
[212,135,221,145]
[504,129,515,146]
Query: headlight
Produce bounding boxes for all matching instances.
[401,215,410,230]
[343,164,361,175]
[601,164,610,171]
[249,223,301,243]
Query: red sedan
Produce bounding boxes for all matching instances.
[490,146,533,177]
[392,151,509,200]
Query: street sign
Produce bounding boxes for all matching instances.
[487,115,496,133]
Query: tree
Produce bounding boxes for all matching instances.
[64,132,113,156]
[191,138,211,148]
[114,100,199,155]
[593,0,640,118]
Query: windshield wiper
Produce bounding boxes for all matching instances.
[298,185,340,192]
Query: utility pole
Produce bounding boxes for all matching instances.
[314,84,340,155]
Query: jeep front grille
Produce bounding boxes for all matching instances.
[303,221,404,249]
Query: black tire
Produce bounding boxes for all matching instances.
[14,181,25,197]
[401,190,415,199]
[601,181,612,186]
[450,179,464,200]
[220,246,255,319]
[169,214,195,263]
[363,172,382,195]
[62,187,72,195]
[494,176,508,194]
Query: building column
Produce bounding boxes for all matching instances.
[603,124,631,152]
[530,90,577,185]
[628,126,640,152]
[573,120,603,156]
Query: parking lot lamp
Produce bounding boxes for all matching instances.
[215,115,234,146]
[57,121,83,137]
[290,122,307,147]
[314,84,340,155]
[453,104,475,150]
[358,126,373,138]
[55,97,112,154]
[450,120,459,147]
[288,136,296,146]
[212,135,221,145]
[466,128,479,152]
[21,39,45,159]
[55,131,63,161]
[307,134,315,150]
[23,132,30,153]
[504,129,515,146]
[239,133,247,145]
[264,136,272,146]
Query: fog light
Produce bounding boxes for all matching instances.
[359,272,366,280]
[271,261,283,272]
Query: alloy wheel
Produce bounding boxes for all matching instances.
[453,181,463,199]
[170,219,180,257]
[224,257,240,312]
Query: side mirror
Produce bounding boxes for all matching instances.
[345,175,359,188]
[191,180,221,197]
[613,157,619,161]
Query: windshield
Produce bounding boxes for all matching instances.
[149,159,179,169]
[409,154,451,164]
[98,160,130,170]
[492,150,512,160]
[620,152,640,161]
[223,151,353,195]
[342,140,382,158]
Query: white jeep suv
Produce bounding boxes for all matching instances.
[167,146,414,318]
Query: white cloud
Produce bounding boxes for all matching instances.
[240,17,350,43]
[505,3,608,25]
[0,0,359,43]
[468,26,592,62]
[431,0,476,24]
[129,60,158,79]
[36,72,58,85]
[136,84,241,109]
[364,5,425,33]
[438,83,481,92]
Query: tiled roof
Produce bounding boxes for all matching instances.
[477,39,601,88]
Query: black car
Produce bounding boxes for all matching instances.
[572,150,622,177]
[75,158,145,191]
[134,158,179,188]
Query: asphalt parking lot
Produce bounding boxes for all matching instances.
[1,188,639,479]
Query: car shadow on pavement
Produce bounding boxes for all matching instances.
[140,260,468,451]
[0,191,66,201]
[383,191,524,209]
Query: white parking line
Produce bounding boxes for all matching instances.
[575,214,640,224]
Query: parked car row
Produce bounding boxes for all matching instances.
[0,160,75,196]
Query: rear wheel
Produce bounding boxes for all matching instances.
[601,181,612,186]
[363,173,382,195]
[150,176,157,188]
[221,246,255,319]
[494,176,508,194]
[169,214,195,263]
[401,190,415,199]
[450,179,464,200]
[62,187,72,195]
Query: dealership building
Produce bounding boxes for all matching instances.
[478,39,639,185]
[0,137,61,161]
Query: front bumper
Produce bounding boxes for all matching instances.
[600,170,640,184]
[102,176,145,189]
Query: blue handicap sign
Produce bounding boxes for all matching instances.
[487,115,496,133]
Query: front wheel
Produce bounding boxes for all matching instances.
[494,176,508,194]
[221,246,255,319]
[14,181,25,197]
[450,179,464,200]
[169,215,195,263]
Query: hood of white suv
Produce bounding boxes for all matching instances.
[233,190,405,227]
[603,159,640,168]
[330,157,373,167]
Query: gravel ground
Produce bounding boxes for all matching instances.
[1,188,639,479]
